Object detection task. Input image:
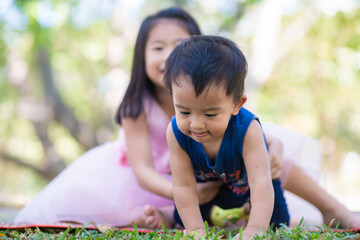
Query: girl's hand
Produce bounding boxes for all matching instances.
[266,134,284,179]
[196,180,222,204]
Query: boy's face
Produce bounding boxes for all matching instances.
[173,78,246,145]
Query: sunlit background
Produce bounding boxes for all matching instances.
[0,0,359,214]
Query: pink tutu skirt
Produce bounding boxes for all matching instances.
[15,140,173,227]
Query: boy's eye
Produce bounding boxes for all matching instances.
[205,113,217,117]
[180,111,190,115]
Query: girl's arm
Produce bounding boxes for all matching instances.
[265,133,284,179]
[122,111,173,200]
[241,120,274,239]
[166,123,206,237]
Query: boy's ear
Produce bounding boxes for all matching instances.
[232,94,247,115]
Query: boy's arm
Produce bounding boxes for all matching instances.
[166,123,206,236]
[241,120,274,239]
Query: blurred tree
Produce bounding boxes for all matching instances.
[0,0,359,206]
[258,8,360,171]
[1,0,116,181]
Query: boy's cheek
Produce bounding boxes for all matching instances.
[177,120,188,135]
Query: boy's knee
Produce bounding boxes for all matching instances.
[271,179,290,228]
[270,204,290,229]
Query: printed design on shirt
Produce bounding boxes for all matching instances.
[228,183,249,195]
[195,170,220,181]
[228,177,249,196]
[195,169,242,181]
[194,169,249,196]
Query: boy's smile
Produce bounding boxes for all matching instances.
[172,78,246,150]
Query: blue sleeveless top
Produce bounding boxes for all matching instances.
[171,107,263,197]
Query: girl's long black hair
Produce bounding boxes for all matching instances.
[115,7,201,124]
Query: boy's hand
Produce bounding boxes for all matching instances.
[237,227,263,240]
[196,180,222,204]
[186,228,206,240]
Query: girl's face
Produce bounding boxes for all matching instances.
[145,19,191,88]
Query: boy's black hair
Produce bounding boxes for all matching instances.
[164,35,247,102]
[115,7,201,124]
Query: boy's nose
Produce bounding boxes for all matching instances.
[190,116,205,129]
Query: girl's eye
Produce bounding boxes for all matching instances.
[180,111,190,115]
[153,47,163,51]
[205,114,217,117]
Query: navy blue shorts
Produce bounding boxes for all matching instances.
[174,179,289,229]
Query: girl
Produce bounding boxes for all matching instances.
[15,7,360,229]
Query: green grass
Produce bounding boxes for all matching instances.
[0,220,359,239]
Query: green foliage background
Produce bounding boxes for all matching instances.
[0,0,359,208]
[259,9,360,168]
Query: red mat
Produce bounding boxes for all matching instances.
[0,221,161,233]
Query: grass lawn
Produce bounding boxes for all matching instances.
[1,220,359,240]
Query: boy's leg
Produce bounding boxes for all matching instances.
[212,181,290,229]
[282,164,360,228]
[208,181,289,229]
[270,179,290,229]
[210,186,250,226]
[173,184,246,228]
[173,181,291,229]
